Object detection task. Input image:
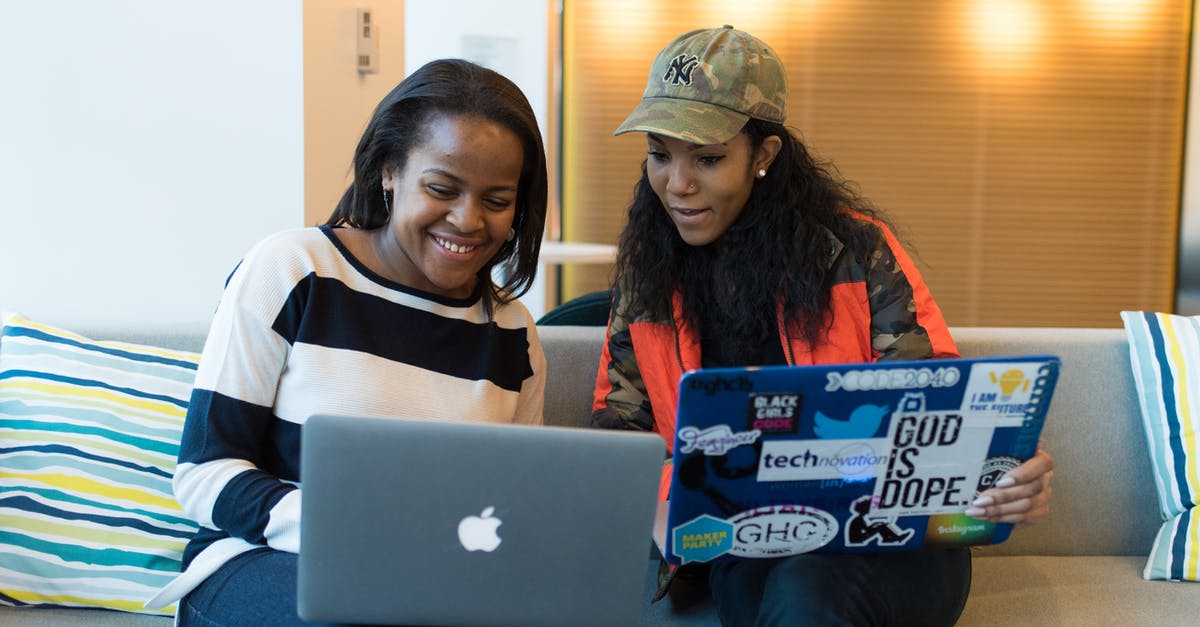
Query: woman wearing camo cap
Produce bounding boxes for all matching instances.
[591,25,1054,626]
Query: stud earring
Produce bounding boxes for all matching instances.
[506,228,515,242]
[757,169,767,179]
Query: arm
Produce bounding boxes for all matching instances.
[173,238,304,553]
[591,287,654,431]
[862,221,959,361]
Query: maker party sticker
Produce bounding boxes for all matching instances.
[728,505,839,558]
[672,514,734,564]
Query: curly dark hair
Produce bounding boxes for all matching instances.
[324,59,547,316]
[614,118,891,362]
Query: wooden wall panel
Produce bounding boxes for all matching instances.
[562,0,1189,327]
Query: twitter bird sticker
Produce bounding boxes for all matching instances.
[814,404,889,439]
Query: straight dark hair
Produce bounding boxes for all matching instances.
[325,59,548,315]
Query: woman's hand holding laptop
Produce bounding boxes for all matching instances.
[965,447,1055,525]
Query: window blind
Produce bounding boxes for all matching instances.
[561,0,1189,327]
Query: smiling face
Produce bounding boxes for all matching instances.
[645,131,781,247]
[377,114,523,299]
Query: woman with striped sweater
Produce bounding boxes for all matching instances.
[148,59,549,626]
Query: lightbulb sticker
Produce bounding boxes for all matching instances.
[961,362,1044,425]
[989,369,1031,396]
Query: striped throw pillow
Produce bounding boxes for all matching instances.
[0,313,200,615]
[1121,311,1200,582]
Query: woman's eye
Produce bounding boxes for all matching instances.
[647,150,668,163]
[426,184,454,198]
[485,197,514,211]
[698,155,723,166]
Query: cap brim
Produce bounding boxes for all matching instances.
[613,97,750,145]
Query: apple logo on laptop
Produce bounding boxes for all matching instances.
[457,506,502,552]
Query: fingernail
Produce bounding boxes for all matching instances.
[964,507,986,518]
[972,496,994,507]
[995,476,1016,488]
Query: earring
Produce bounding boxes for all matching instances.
[382,187,392,218]
[506,228,516,242]
[757,169,767,179]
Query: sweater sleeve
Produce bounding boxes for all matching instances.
[514,314,547,425]
[591,287,655,431]
[173,236,303,553]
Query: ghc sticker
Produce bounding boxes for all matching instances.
[729,505,839,558]
[672,514,734,564]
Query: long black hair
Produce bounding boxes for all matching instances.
[614,118,889,361]
[324,59,548,314]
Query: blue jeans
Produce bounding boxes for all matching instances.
[708,549,971,627]
[178,548,349,627]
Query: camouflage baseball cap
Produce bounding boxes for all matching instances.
[614,25,788,145]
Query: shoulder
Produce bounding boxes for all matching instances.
[837,209,891,246]
[826,209,912,266]
[242,227,334,262]
[238,227,348,275]
[608,277,665,328]
[225,227,338,292]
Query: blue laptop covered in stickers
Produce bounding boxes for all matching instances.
[660,355,1060,566]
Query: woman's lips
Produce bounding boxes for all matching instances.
[671,206,709,224]
[433,235,480,255]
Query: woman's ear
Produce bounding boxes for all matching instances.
[756,135,783,173]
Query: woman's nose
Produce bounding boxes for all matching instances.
[447,198,485,232]
[665,166,694,196]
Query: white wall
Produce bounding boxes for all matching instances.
[404,0,549,141]
[405,0,555,317]
[0,1,304,332]
[303,0,407,227]
[0,0,556,331]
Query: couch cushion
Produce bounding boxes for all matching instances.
[959,555,1200,625]
[1121,311,1200,581]
[0,313,200,615]
[539,325,607,429]
[632,553,1200,626]
[953,327,1160,558]
[0,605,171,626]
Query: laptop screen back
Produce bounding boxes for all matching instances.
[664,355,1060,565]
[299,415,664,626]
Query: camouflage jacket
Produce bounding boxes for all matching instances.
[591,212,959,466]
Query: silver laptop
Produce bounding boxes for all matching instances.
[298,414,665,626]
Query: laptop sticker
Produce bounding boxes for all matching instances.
[678,424,762,456]
[746,392,803,433]
[924,513,997,546]
[844,495,915,548]
[672,514,734,564]
[727,505,839,558]
[870,392,982,517]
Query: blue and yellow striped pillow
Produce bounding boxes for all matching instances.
[0,313,200,615]
[1121,311,1200,582]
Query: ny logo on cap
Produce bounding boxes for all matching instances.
[663,54,700,86]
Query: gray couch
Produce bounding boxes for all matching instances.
[3,325,1198,626]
